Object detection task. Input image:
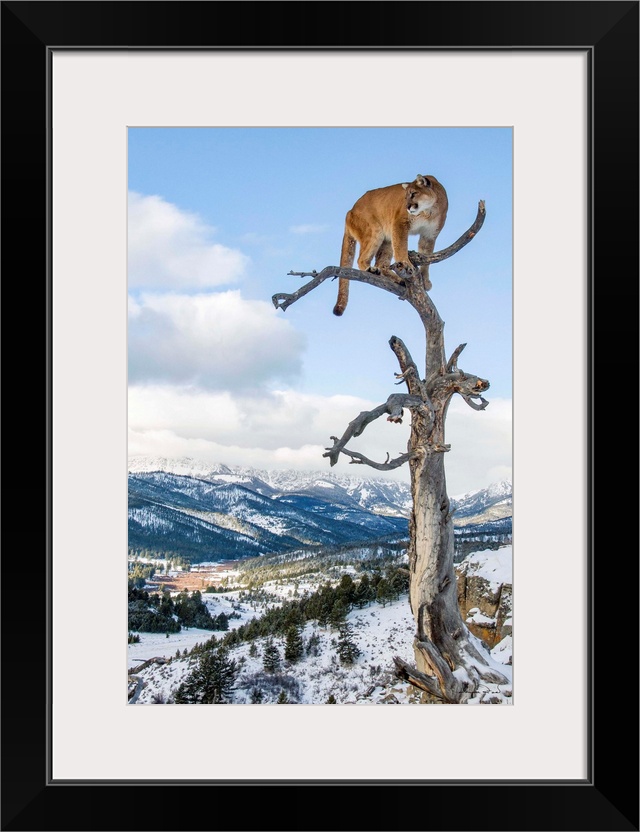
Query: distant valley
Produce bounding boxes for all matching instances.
[128,456,511,563]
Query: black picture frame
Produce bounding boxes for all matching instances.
[2,2,638,830]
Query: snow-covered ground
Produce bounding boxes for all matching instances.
[130,592,512,706]
[128,590,257,666]
[460,546,512,590]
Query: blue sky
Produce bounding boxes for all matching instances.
[128,127,512,494]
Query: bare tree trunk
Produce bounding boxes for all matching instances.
[389,327,503,702]
[274,200,508,702]
[409,445,463,690]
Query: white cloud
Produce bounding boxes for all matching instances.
[128,386,383,452]
[289,223,327,235]
[127,427,339,475]
[127,385,412,478]
[444,397,513,496]
[128,295,141,318]
[128,385,511,491]
[128,191,249,288]
[128,291,306,390]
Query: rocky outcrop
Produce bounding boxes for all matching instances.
[456,546,512,649]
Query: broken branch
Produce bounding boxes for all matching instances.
[462,395,490,411]
[272,265,405,312]
[403,200,486,270]
[336,448,413,470]
[272,267,335,311]
[446,343,467,373]
[322,393,425,468]
[393,656,444,700]
[389,336,427,399]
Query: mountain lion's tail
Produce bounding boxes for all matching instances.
[333,229,356,316]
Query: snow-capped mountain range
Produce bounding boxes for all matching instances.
[128,455,414,517]
[449,479,512,526]
[128,456,512,563]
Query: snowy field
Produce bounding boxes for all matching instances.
[129,544,513,705]
[130,595,512,705]
[128,589,259,666]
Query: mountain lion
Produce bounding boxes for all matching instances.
[333,174,448,316]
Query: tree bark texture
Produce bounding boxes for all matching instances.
[274,200,507,702]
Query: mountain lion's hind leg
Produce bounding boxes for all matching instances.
[356,230,384,274]
[374,239,402,281]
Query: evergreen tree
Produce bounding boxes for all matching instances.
[173,647,238,704]
[262,639,281,673]
[284,605,304,630]
[202,635,217,652]
[355,574,374,608]
[276,690,289,704]
[388,567,409,596]
[249,642,258,658]
[336,622,360,665]
[250,687,264,703]
[159,593,174,618]
[306,631,321,657]
[174,590,217,630]
[284,625,304,664]
[244,618,261,641]
[224,629,241,647]
[329,599,349,630]
[337,574,356,606]
[326,693,337,704]
[214,613,230,631]
[128,586,181,634]
[376,578,393,607]
[316,585,335,627]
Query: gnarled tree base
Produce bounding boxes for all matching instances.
[394,633,509,704]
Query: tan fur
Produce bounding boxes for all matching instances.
[333,175,448,316]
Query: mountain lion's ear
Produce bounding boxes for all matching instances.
[401,183,409,189]
[416,175,431,187]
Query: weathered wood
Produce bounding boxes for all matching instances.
[272,265,405,312]
[389,336,429,401]
[275,197,495,703]
[469,664,510,686]
[446,342,467,373]
[393,656,444,700]
[415,640,466,703]
[322,393,424,468]
[327,447,413,471]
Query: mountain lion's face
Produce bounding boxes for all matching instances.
[405,177,439,216]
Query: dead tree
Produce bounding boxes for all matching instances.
[273,200,508,703]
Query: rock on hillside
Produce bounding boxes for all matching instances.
[456,546,512,655]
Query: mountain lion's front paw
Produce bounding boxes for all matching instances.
[394,262,414,277]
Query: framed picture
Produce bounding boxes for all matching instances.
[3,2,637,830]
